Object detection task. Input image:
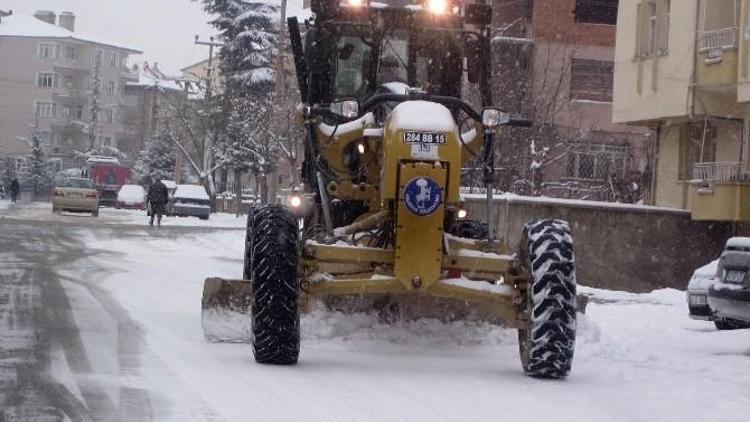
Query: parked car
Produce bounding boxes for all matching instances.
[708,237,750,326]
[115,184,146,210]
[161,180,177,215]
[52,177,99,217]
[172,184,211,220]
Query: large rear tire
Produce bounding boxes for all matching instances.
[245,205,300,365]
[518,219,577,378]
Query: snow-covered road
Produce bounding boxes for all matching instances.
[2,202,750,421]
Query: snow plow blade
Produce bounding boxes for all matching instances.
[201,277,253,343]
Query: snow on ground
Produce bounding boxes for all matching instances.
[51,225,750,422]
[0,201,246,229]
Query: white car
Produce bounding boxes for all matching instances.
[172,184,211,220]
[115,184,146,210]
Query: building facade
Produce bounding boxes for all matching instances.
[489,0,654,202]
[0,11,141,171]
[613,0,750,223]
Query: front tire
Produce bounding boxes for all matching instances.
[245,205,300,364]
[518,219,577,378]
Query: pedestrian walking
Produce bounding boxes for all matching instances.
[9,178,20,203]
[147,179,169,227]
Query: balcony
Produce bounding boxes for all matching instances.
[693,162,748,182]
[699,27,739,51]
[120,67,140,82]
[689,162,750,222]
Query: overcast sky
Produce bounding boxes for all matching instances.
[2,0,305,74]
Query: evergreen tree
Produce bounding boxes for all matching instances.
[133,131,176,187]
[196,0,282,202]
[26,119,51,196]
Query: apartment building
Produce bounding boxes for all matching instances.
[0,11,141,170]
[490,0,654,202]
[613,0,750,223]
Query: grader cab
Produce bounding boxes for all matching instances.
[202,0,578,378]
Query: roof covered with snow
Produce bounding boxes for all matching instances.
[126,62,184,91]
[0,13,142,53]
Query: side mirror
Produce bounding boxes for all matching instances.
[466,38,482,84]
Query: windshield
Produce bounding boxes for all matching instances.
[58,178,94,189]
[332,28,459,100]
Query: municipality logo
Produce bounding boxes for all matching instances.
[404,177,441,216]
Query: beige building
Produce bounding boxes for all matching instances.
[614,0,750,223]
[0,11,141,170]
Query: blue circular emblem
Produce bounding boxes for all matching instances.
[404,177,442,216]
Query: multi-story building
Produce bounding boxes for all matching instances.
[613,0,750,224]
[123,62,189,159]
[490,0,654,202]
[0,10,141,170]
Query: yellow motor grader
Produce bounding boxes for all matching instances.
[202,0,577,378]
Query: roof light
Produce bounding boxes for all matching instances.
[345,0,364,7]
[426,0,448,15]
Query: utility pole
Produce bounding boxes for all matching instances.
[194,35,224,197]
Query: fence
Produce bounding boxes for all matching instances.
[699,27,739,50]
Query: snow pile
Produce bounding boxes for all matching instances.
[390,101,457,132]
[175,185,210,200]
[302,309,515,351]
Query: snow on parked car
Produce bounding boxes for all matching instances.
[708,237,750,326]
[116,184,146,210]
[172,184,211,220]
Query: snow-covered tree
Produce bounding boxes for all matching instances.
[26,119,52,196]
[133,131,176,187]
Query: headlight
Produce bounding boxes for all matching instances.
[688,294,708,306]
[357,142,367,154]
[330,100,359,119]
[426,0,448,15]
[290,195,302,208]
[457,209,468,219]
[482,108,510,129]
[345,0,364,6]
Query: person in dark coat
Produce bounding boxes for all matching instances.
[9,178,20,203]
[147,179,169,226]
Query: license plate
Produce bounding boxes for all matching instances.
[68,192,83,198]
[724,270,746,284]
[689,294,707,306]
[403,131,447,145]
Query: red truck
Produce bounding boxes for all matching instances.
[86,156,132,207]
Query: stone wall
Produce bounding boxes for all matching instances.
[463,195,735,292]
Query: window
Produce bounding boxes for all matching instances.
[37,130,51,145]
[575,0,619,25]
[76,105,84,119]
[93,49,103,65]
[570,59,614,102]
[65,46,78,60]
[567,144,628,180]
[63,75,74,88]
[638,0,670,57]
[35,101,57,117]
[38,43,59,59]
[98,135,113,147]
[104,109,113,124]
[107,81,116,95]
[37,72,58,88]
[109,53,118,67]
